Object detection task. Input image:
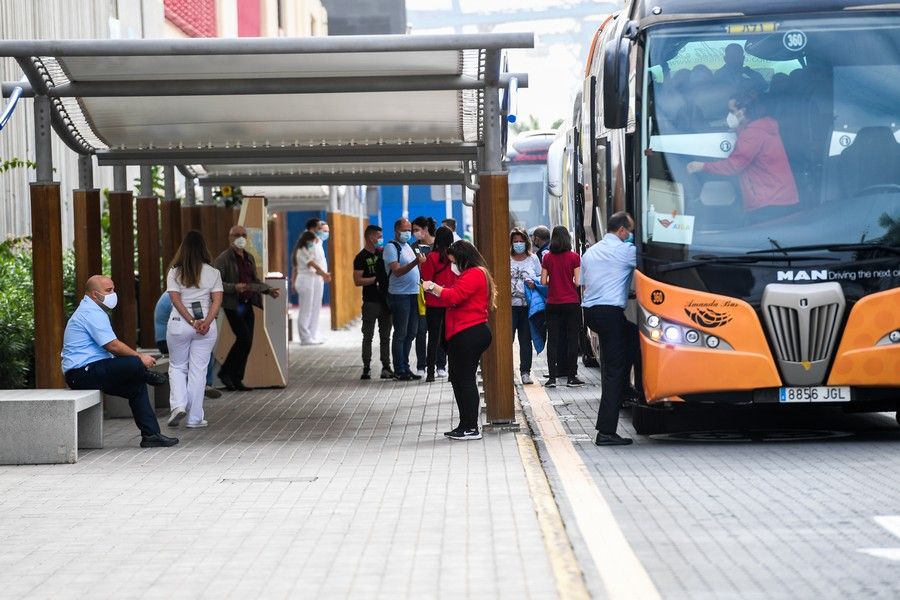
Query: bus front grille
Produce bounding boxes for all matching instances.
[761,283,846,386]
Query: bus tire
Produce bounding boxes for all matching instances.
[632,403,670,436]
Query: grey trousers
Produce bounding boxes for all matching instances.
[361,301,392,370]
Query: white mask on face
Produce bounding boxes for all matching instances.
[451,263,461,276]
[233,236,247,249]
[726,112,740,130]
[100,292,118,310]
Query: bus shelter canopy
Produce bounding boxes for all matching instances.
[1,33,532,188]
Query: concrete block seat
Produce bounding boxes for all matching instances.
[104,355,170,418]
[0,389,102,464]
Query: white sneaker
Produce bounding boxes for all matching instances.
[521,373,533,385]
[186,420,208,429]
[436,368,448,378]
[167,407,186,427]
[300,340,322,346]
[415,368,426,377]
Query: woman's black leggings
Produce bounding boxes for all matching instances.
[425,306,447,377]
[447,322,492,429]
[546,303,582,379]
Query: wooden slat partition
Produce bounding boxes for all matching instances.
[160,199,181,272]
[326,211,364,330]
[73,189,102,298]
[31,183,66,388]
[136,196,161,348]
[108,191,137,349]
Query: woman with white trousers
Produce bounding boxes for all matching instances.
[166,230,223,429]
[293,229,331,345]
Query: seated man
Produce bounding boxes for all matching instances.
[62,275,178,448]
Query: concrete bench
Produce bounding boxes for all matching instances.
[104,356,170,419]
[0,389,102,465]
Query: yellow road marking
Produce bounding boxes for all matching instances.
[521,383,661,600]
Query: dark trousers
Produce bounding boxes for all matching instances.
[511,305,533,374]
[584,305,643,434]
[425,306,448,377]
[222,302,255,383]
[361,301,392,370]
[65,356,160,437]
[447,323,492,429]
[386,293,419,375]
[546,303,582,379]
[415,314,428,371]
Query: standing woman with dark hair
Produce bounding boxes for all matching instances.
[540,226,584,388]
[510,228,542,384]
[422,240,495,440]
[419,226,457,382]
[293,230,331,345]
[411,216,437,375]
[166,230,223,428]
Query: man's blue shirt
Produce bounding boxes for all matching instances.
[61,296,116,372]
[154,292,172,342]
[581,233,637,309]
[382,239,420,295]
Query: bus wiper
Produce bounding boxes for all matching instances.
[657,253,835,273]
[746,243,900,255]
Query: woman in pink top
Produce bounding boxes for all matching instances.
[540,226,584,388]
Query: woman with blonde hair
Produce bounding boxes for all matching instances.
[166,230,223,429]
[423,240,495,440]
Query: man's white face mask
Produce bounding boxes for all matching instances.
[451,263,461,276]
[233,236,248,249]
[726,112,741,130]
[99,291,118,310]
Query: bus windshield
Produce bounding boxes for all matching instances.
[508,162,549,230]
[641,16,900,254]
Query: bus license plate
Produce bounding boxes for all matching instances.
[778,386,850,403]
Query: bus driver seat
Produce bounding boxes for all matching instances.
[837,126,900,198]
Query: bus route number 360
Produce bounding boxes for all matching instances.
[779,386,850,403]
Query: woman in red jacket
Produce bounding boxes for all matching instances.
[687,91,798,223]
[423,240,496,440]
[419,226,457,382]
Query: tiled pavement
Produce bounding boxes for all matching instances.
[0,312,558,600]
[528,354,900,600]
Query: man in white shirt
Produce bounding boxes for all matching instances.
[581,212,641,446]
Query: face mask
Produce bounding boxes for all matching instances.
[317,231,330,242]
[726,112,740,130]
[233,236,247,249]
[512,242,527,254]
[399,231,412,244]
[99,291,118,310]
[625,232,634,244]
[451,263,461,275]
[376,237,384,248]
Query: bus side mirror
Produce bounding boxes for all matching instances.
[603,35,631,130]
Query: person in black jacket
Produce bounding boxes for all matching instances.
[353,225,393,380]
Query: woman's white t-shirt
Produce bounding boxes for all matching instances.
[166,263,223,319]
[295,245,318,276]
[510,253,542,307]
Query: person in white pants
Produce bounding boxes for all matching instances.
[293,224,331,345]
[165,230,224,429]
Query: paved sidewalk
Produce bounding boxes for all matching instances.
[528,355,900,600]
[0,311,558,599]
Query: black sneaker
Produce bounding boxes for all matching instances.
[380,367,394,379]
[594,432,633,446]
[447,427,482,441]
[544,377,557,388]
[567,377,585,387]
[218,372,237,391]
[361,369,371,380]
[140,433,179,448]
[395,372,415,381]
[408,372,422,381]
[145,370,168,387]
[444,426,463,437]
[425,374,435,383]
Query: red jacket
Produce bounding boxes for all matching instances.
[419,251,457,308]
[441,267,489,340]
[702,117,799,212]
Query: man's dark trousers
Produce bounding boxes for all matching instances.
[584,305,642,433]
[65,356,160,436]
[361,300,392,370]
[222,301,255,383]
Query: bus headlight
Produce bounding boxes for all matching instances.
[890,330,900,344]
[640,308,732,351]
[706,335,720,349]
[664,326,681,343]
[684,330,700,344]
[646,315,660,328]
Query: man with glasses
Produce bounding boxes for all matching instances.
[214,225,281,391]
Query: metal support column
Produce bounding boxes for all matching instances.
[478,49,516,428]
[30,93,65,387]
[73,154,101,298]
[109,165,137,348]
[136,165,161,348]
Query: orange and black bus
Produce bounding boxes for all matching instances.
[575,0,900,433]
